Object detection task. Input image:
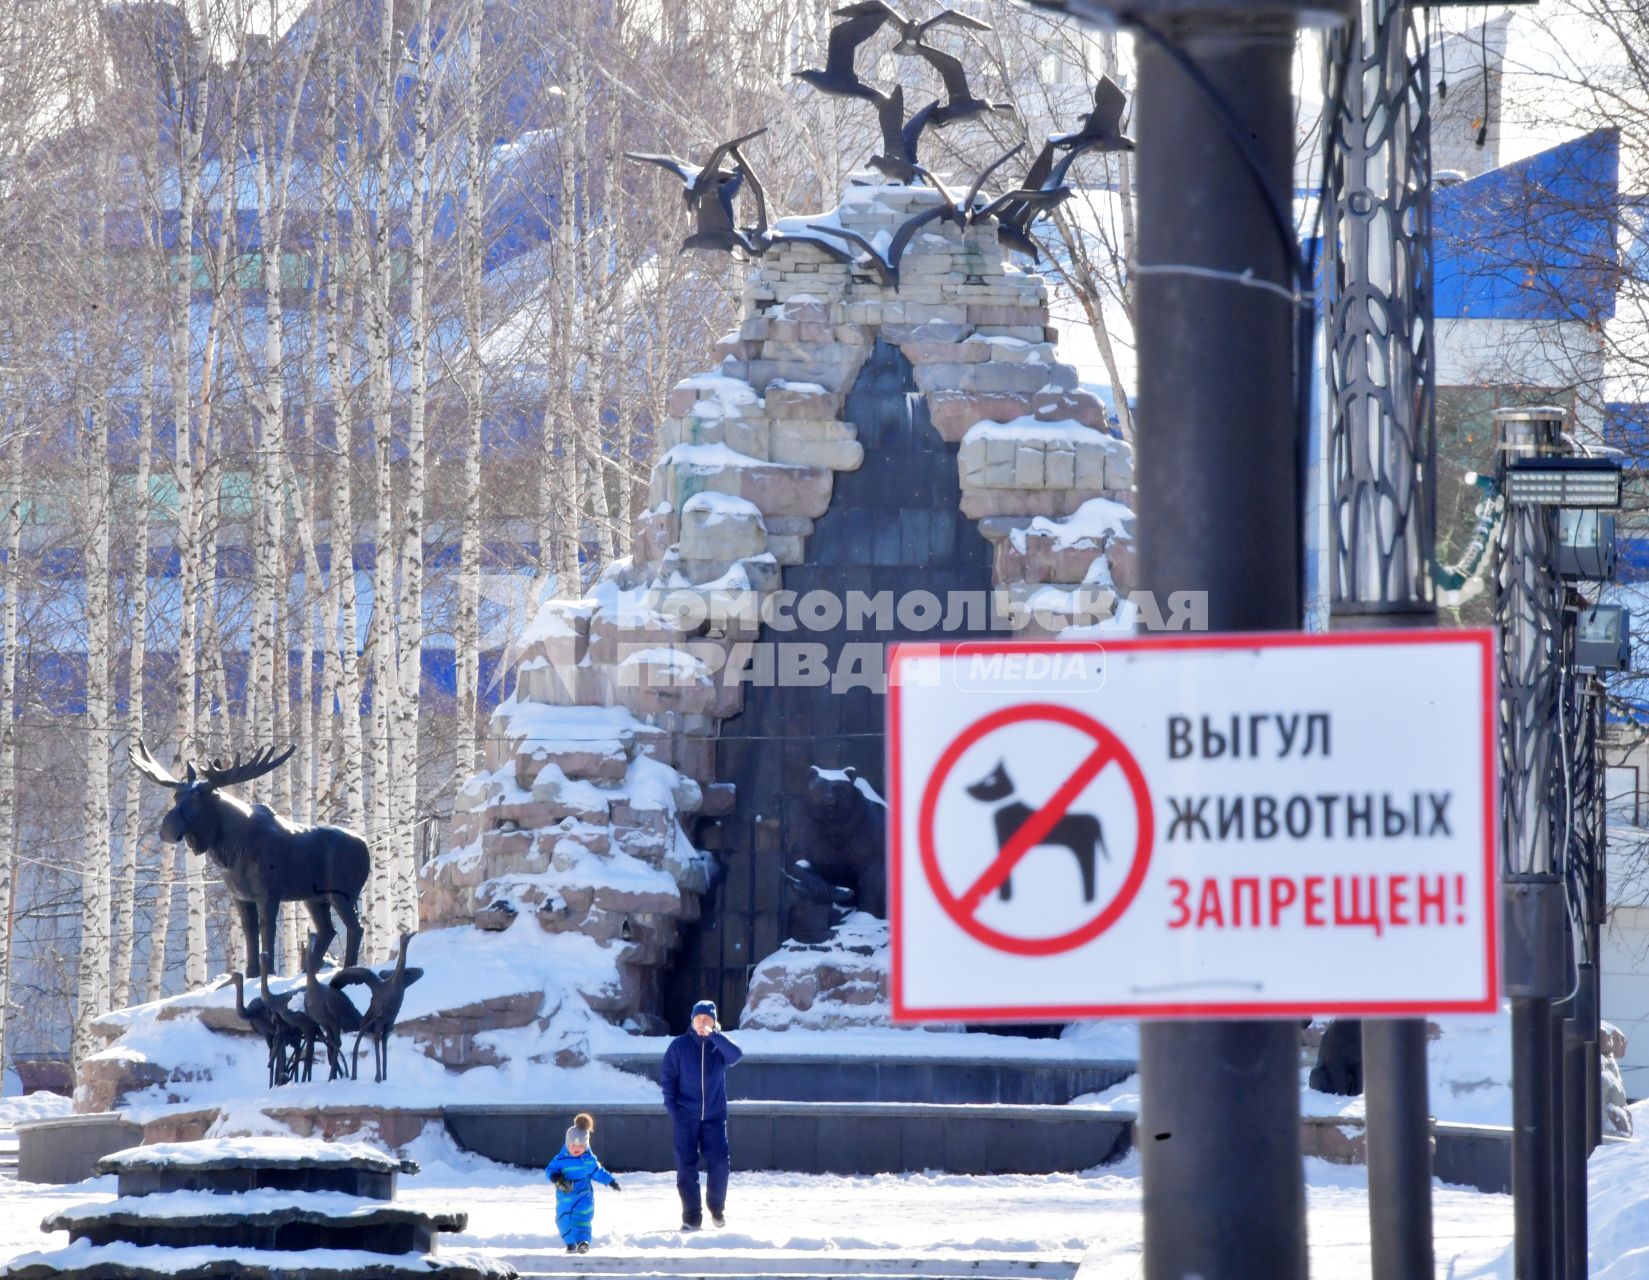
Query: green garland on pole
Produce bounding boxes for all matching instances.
[1436,473,1504,606]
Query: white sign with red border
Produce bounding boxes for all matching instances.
[887,631,1498,1022]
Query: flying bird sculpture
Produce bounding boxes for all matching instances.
[962,76,1134,262]
[794,4,1007,187]
[835,1,992,56]
[791,6,890,101]
[912,39,1014,130]
[1050,74,1134,153]
[625,128,770,255]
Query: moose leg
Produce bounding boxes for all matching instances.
[257,903,281,980]
[329,893,364,968]
[235,901,261,978]
[304,898,338,969]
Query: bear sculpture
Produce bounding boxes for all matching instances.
[790,766,888,932]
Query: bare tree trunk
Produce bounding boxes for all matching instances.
[164,66,207,997]
[186,318,225,984]
[0,430,23,1067]
[74,402,112,1069]
[364,0,398,953]
[454,0,485,780]
[392,0,433,935]
[322,5,366,847]
[112,346,153,1008]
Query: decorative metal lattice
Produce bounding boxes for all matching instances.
[1495,482,1564,877]
[1563,664,1605,964]
[1325,0,1437,612]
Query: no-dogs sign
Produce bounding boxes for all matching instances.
[887,633,1498,1021]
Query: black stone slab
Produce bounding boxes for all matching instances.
[442,1101,1131,1175]
[1431,1122,1512,1194]
[98,1145,415,1201]
[112,1164,401,1199]
[0,1244,514,1280]
[504,1255,1077,1279]
[16,1114,143,1185]
[598,1053,1135,1104]
[45,1202,464,1255]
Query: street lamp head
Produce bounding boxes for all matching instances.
[1019,0,1353,28]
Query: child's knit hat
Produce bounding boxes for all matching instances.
[692,1000,717,1022]
[565,1111,594,1148]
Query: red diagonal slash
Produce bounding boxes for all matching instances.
[955,743,1116,916]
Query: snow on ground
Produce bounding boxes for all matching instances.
[0,1123,1525,1278]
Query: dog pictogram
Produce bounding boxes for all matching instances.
[964,761,1109,903]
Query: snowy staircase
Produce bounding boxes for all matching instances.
[0,1136,515,1280]
[508,1257,1076,1280]
[0,1138,19,1182]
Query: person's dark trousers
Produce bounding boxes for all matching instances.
[672,1115,730,1224]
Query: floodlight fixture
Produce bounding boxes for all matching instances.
[1573,603,1630,672]
[1556,510,1618,581]
[1504,456,1623,509]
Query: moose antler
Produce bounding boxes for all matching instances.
[198,745,296,791]
[128,740,185,790]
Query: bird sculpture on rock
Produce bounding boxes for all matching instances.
[230,971,289,1088]
[625,129,770,256]
[807,168,964,287]
[302,932,364,1082]
[330,931,425,1084]
[261,968,319,1084]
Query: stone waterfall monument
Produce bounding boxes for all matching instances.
[421,18,1136,1035]
[420,178,1136,1033]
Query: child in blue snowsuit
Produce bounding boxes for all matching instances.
[545,1112,621,1253]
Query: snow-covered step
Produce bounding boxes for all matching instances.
[446,1101,1131,1175]
[0,1240,513,1280]
[596,1053,1134,1105]
[99,1136,416,1200]
[507,1255,1075,1280]
[44,1187,466,1254]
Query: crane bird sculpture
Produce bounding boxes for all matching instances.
[129,741,370,980]
[331,932,425,1083]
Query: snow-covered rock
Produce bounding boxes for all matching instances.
[741,914,928,1032]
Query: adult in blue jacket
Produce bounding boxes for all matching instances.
[660,998,743,1230]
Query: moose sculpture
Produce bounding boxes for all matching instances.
[130,741,370,979]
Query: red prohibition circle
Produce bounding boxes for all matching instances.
[917,703,1154,956]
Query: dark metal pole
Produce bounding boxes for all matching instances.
[1563,1019,1589,1275]
[1510,988,1558,1277]
[1323,0,1438,1269]
[1495,405,1567,1280]
[1589,681,1606,1155]
[1133,11,1306,1278]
